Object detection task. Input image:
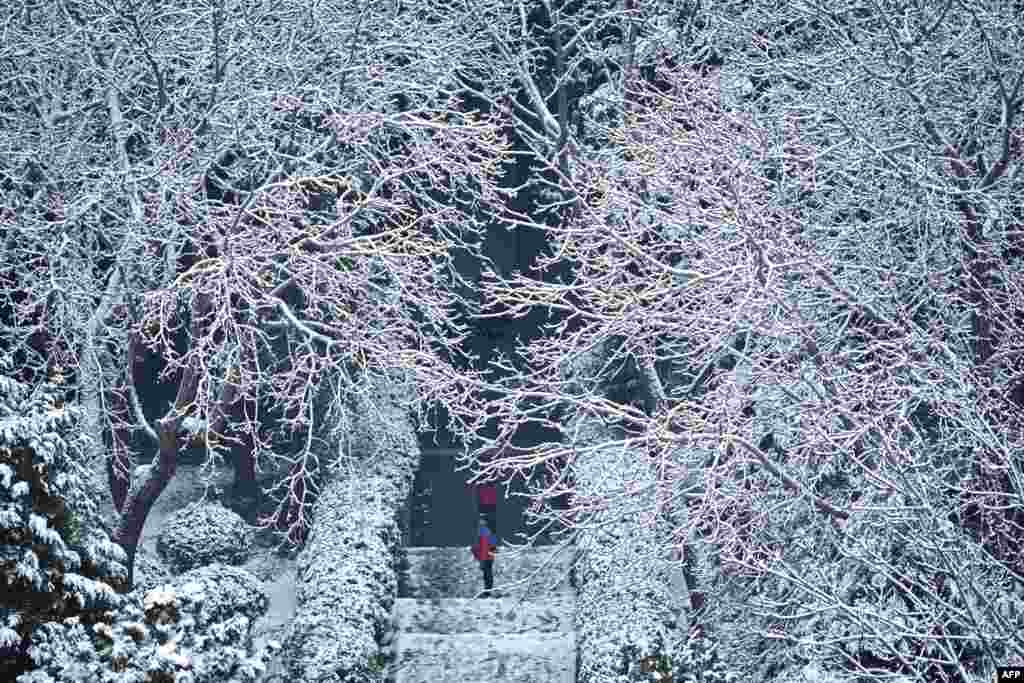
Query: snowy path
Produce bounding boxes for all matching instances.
[384,545,577,683]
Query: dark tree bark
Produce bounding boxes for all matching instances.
[109,295,210,589]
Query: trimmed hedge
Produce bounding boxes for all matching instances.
[572,414,681,683]
[279,373,419,682]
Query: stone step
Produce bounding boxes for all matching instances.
[388,632,575,683]
[401,545,574,600]
[392,596,574,635]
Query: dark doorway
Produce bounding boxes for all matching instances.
[407,445,553,548]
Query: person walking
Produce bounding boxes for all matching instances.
[471,514,498,597]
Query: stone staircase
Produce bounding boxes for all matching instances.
[384,545,576,683]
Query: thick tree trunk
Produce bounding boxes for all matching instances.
[109,295,209,590]
[110,419,181,589]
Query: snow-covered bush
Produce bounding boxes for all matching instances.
[280,372,419,683]
[155,502,253,574]
[128,552,175,598]
[149,563,268,631]
[665,627,741,683]
[18,563,273,683]
[572,414,683,683]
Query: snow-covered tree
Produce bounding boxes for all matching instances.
[0,0,514,586]
[459,17,1024,678]
[0,355,127,681]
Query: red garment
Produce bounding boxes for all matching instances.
[472,526,497,561]
[467,483,498,506]
[478,484,497,506]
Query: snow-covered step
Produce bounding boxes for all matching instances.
[401,545,574,599]
[389,632,575,683]
[385,544,577,682]
[393,596,574,635]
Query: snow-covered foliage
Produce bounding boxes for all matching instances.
[17,563,273,683]
[155,502,253,574]
[689,486,1024,682]
[456,19,1024,678]
[572,413,736,683]
[0,355,128,676]
[579,83,624,149]
[573,417,675,682]
[0,0,517,588]
[665,627,741,683]
[280,372,419,682]
[143,564,268,634]
[119,550,174,601]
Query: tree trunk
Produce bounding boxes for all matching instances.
[106,387,133,513]
[78,269,125,527]
[110,419,181,589]
[108,296,206,589]
[234,445,257,499]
